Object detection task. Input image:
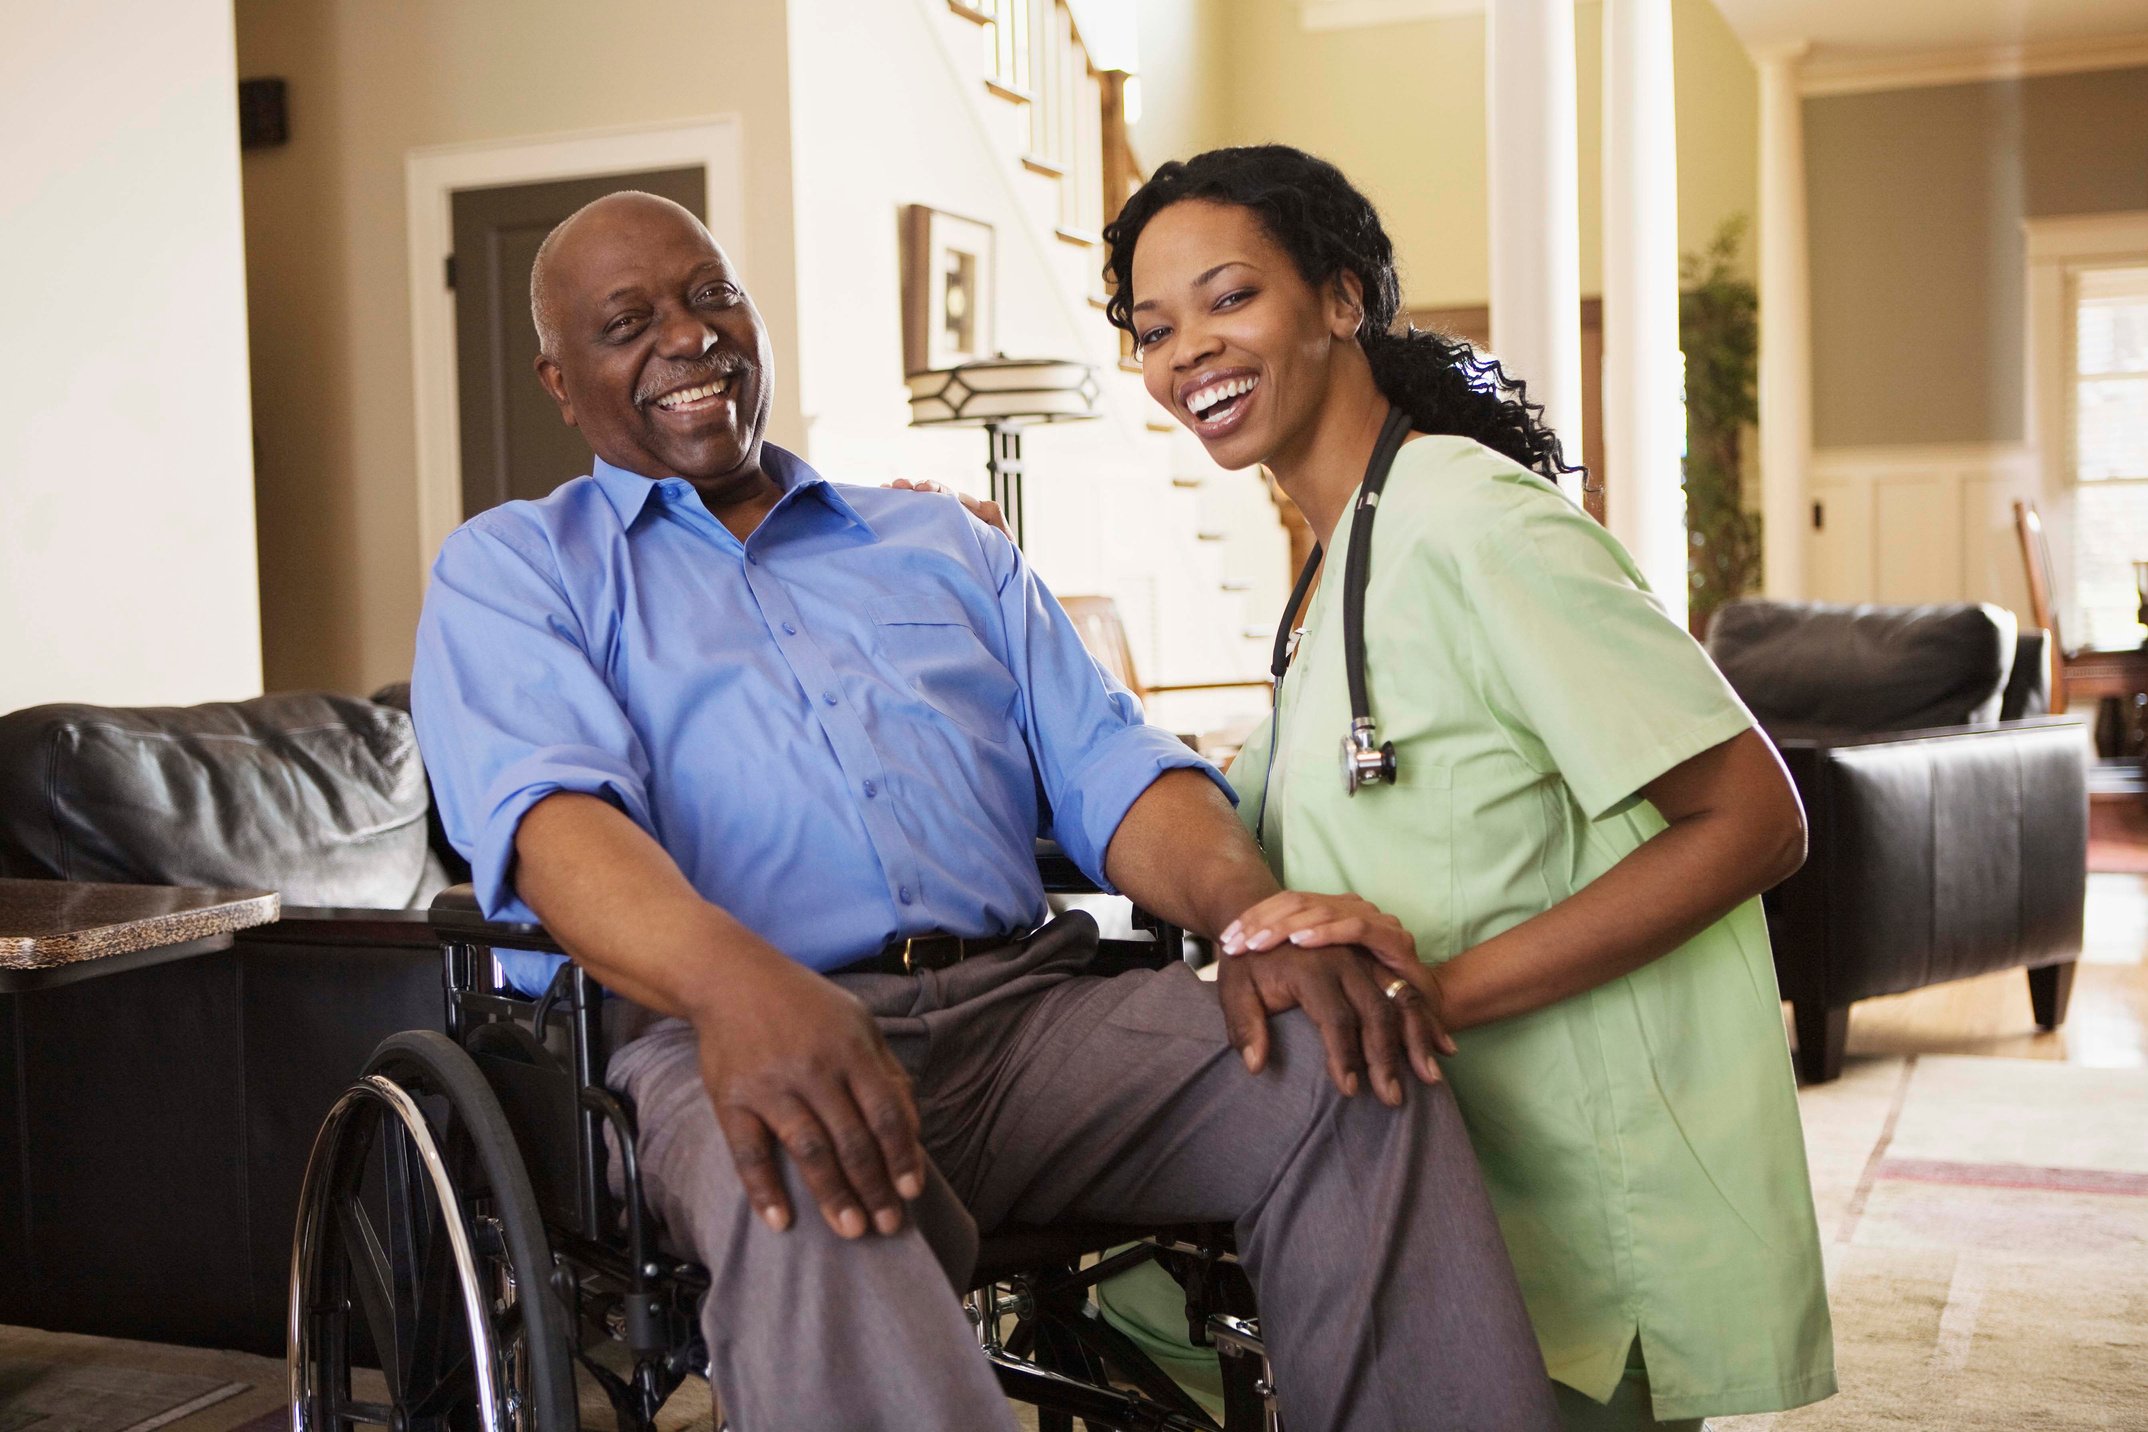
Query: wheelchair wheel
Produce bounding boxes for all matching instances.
[289,1029,577,1430]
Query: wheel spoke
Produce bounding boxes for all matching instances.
[404,1336,476,1419]
[334,1193,403,1402]
[383,1114,438,1386]
[385,1104,473,1407]
[334,1398,396,1425]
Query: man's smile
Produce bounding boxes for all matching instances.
[651,374,733,414]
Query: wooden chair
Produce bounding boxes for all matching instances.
[2013,500,2070,711]
[2015,498,2148,755]
[1059,594,1271,758]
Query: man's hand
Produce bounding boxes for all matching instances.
[1216,943,1450,1105]
[1215,891,1456,1104]
[513,795,928,1240]
[689,946,927,1239]
[886,478,1011,539]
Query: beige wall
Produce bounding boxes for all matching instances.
[1129,0,1760,309]
[1807,66,2148,449]
[235,0,800,696]
[1128,0,1233,164]
[0,0,263,712]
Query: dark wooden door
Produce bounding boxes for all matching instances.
[451,166,706,517]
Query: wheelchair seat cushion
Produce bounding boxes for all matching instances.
[0,692,448,907]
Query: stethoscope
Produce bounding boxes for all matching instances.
[1254,405,1411,844]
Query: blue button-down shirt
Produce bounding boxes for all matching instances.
[412,445,1223,991]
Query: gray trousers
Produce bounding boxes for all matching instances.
[607,913,1558,1431]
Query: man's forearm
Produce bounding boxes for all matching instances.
[513,792,783,1019]
[1103,769,1280,938]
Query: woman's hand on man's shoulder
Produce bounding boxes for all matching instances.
[884,478,1012,540]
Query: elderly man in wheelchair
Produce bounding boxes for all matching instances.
[286,191,1556,1432]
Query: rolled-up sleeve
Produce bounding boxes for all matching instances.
[411,523,657,920]
[986,530,1232,889]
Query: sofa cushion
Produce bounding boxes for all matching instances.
[1706,600,2018,741]
[0,693,445,908]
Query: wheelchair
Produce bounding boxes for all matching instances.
[286,856,1282,1431]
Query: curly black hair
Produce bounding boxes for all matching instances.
[1103,144,1581,488]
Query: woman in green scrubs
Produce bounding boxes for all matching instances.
[1096,146,1836,1429]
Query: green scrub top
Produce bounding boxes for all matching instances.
[1227,436,1835,1420]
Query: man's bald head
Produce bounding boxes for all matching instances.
[529,190,713,358]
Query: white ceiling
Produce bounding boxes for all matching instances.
[1711,0,2148,58]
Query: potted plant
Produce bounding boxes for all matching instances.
[1681,217,1762,636]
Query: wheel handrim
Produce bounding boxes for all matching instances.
[289,1075,513,1430]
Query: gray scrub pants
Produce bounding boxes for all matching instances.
[606,913,1558,1431]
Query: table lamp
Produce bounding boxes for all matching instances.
[906,356,1101,546]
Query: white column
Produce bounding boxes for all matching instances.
[1487,0,1586,469]
[1756,43,1811,599]
[1601,0,1687,624]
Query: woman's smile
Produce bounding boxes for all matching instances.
[1183,369,1262,438]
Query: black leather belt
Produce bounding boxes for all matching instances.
[834,929,1026,978]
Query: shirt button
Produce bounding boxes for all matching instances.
[746,553,758,566]
[898,886,913,905]
[863,780,877,798]
[822,691,838,706]
[782,621,797,635]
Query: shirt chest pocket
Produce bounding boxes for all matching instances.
[870,593,1019,743]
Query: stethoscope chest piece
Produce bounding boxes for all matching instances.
[1340,718,1397,795]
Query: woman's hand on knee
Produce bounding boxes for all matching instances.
[1221,890,1417,969]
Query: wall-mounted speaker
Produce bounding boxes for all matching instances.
[239,78,288,150]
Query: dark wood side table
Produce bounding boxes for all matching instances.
[0,882,443,1353]
[2062,646,2148,758]
[0,878,278,991]
[1,879,276,1348]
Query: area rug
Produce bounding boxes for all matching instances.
[1718,1055,2148,1430]
[0,1340,246,1432]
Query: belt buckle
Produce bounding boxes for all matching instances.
[902,937,919,974]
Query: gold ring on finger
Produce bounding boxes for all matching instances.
[1382,978,1409,1001]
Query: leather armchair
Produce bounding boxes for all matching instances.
[1708,601,2089,1083]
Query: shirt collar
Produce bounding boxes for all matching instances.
[589,445,875,537]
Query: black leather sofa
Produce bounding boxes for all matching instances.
[1707,600,2090,1083]
[0,689,453,1354]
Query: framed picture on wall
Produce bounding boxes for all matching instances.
[903,205,996,375]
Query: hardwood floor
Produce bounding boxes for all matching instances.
[1812,871,2148,1072]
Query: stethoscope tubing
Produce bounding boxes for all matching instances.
[1253,405,1411,843]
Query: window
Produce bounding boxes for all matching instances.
[2069,264,2148,649]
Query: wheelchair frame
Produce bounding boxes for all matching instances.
[287,875,1282,1431]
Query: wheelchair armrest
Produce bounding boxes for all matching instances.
[1035,838,1099,894]
[429,884,569,956]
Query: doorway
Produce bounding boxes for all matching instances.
[451,167,704,517]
